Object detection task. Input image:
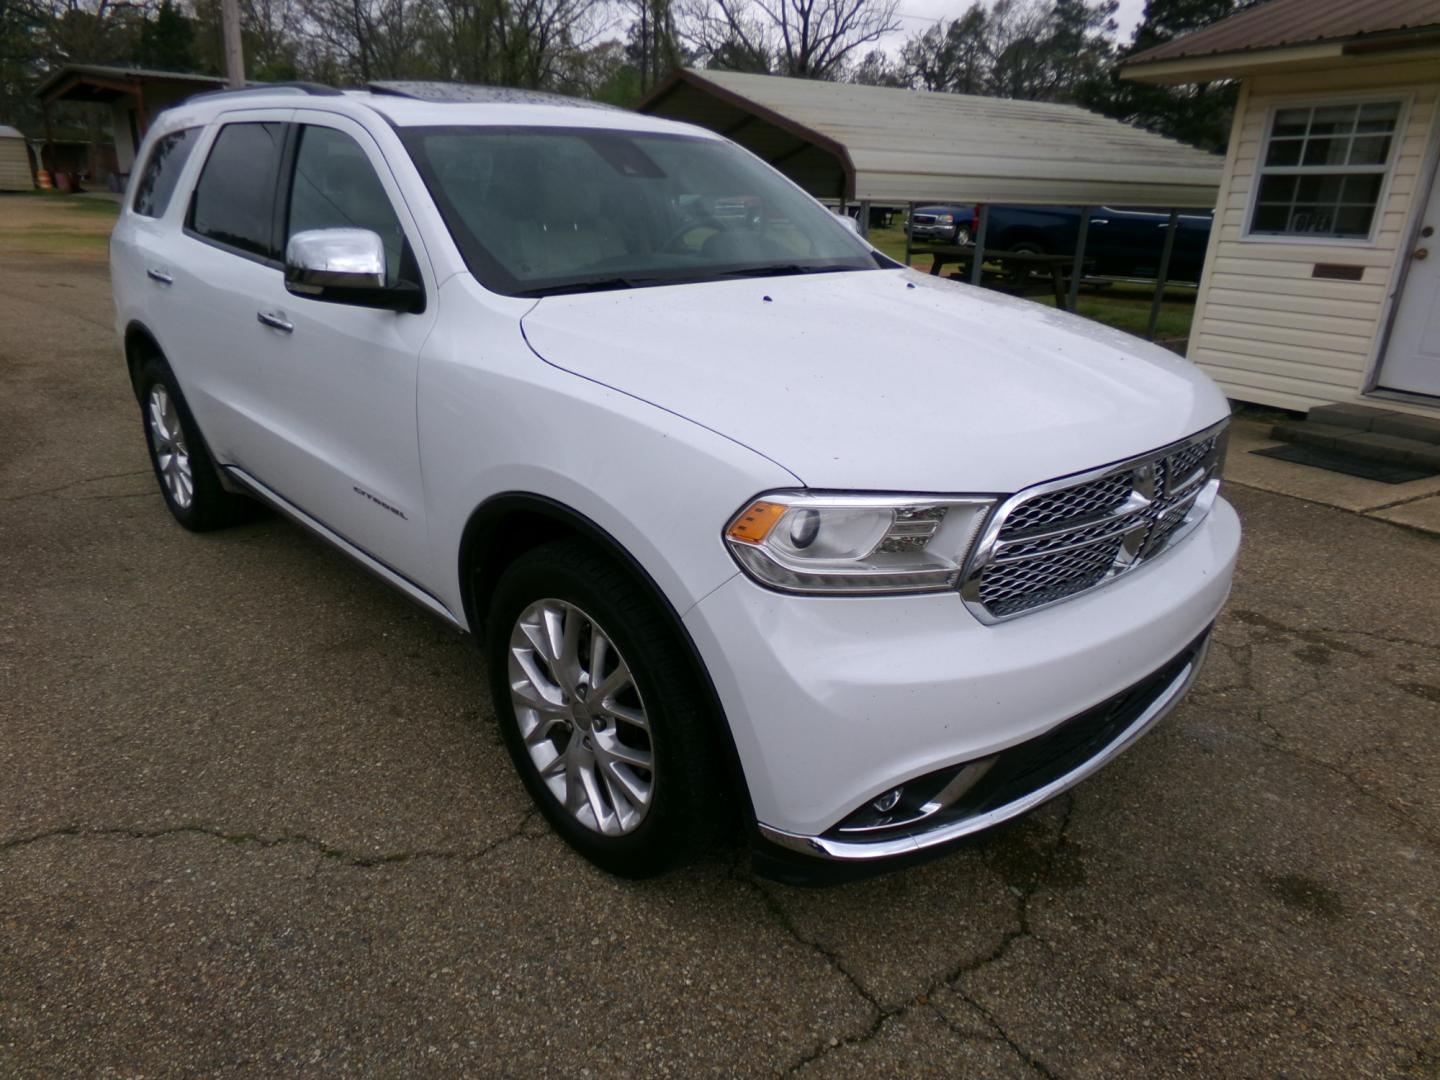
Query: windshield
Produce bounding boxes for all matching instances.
[399,126,881,296]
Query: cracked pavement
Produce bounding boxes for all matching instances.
[2,213,1439,1077]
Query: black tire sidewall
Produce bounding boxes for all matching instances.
[135,353,238,531]
[485,541,718,877]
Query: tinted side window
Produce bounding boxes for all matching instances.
[132,128,200,218]
[287,126,405,286]
[190,122,286,259]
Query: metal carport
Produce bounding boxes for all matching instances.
[638,69,1224,334]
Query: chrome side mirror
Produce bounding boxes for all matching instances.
[283,228,423,313]
[835,212,860,235]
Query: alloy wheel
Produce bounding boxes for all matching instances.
[507,599,655,835]
[147,384,193,509]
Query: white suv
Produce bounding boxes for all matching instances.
[111,82,1240,881]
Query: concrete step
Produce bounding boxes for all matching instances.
[1273,420,1440,469]
[1307,402,1440,443]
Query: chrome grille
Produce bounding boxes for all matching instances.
[961,424,1227,622]
[998,472,1133,537]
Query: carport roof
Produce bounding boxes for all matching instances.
[637,68,1222,208]
[34,64,227,107]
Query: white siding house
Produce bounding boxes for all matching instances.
[1124,0,1440,417]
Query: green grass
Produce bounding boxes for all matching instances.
[0,228,110,251]
[5,189,122,215]
[865,223,1196,345]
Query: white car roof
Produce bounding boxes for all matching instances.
[149,84,714,141]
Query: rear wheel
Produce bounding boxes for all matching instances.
[1000,241,1046,284]
[486,539,724,877]
[135,353,250,531]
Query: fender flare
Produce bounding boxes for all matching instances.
[458,491,759,831]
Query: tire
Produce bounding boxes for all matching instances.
[1000,241,1045,285]
[135,352,251,531]
[953,226,972,246]
[486,538,725,877]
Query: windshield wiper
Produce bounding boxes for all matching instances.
[516,275,676,297]
[711,263,866,280]
[517,263,867,297]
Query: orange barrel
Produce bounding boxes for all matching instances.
[35,169,51,189]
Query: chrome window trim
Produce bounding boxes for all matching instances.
[958,420,1229,624]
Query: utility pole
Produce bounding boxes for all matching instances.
[221,0,246,88]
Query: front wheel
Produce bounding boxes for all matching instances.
[486,539,725,877]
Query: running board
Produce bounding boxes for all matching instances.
[224,466,466,631]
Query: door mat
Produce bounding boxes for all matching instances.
[1251,443,1438,484]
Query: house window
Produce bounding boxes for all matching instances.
[1250,101,1401,240]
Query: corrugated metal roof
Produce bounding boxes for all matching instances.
[0,125,24,139]
[639,69,1222,208]
[1126,0,1440,66]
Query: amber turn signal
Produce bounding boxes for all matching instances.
[726,500,787,544]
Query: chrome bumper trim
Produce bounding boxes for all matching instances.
[756,638,1208,862]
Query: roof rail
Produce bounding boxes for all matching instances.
[365,80,618,110]
[187,81,343,103]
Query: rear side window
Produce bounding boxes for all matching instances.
[189,122,286,259]
[132,128,200,218]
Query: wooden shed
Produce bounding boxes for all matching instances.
[0,125,32,191]
[33,64,227,181]
[1124,0,1440,414]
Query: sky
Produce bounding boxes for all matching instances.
[881,0,1148,50]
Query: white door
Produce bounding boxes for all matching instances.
[1381,165,1440,397]
[249,112,437,583]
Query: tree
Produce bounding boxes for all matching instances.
[901,3,987,93]
[683,0,901,80]
[135,0,197,70]
[900,0,1117,102]
[847,47,903,87]
[1078,0,1261,151]
[627,0,680,93]
[1,0,47,127]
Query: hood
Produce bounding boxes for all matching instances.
[520,269,1229,494]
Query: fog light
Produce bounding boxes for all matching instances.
[872,788,902,813]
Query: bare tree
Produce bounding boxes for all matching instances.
[300,0,434,80]
[423,0,605,88]
[683,0,900,80]
[629,0,680,92]
[900,0,1116,101]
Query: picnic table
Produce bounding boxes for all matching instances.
[908,243,1090,311]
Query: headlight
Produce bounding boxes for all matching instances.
[936,214,954,224]
[724,492,995,595]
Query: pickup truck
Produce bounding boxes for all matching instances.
[908,204,1213,284]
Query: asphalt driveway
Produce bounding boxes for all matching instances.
[1,199,1437,1077]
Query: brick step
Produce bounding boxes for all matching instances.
[1272,420,1440,469]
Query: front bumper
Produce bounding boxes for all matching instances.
[683,496,1239,864]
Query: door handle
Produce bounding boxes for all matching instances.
[1090,218,1110,226]
[146,267,173,285]
[257,310,294,333]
